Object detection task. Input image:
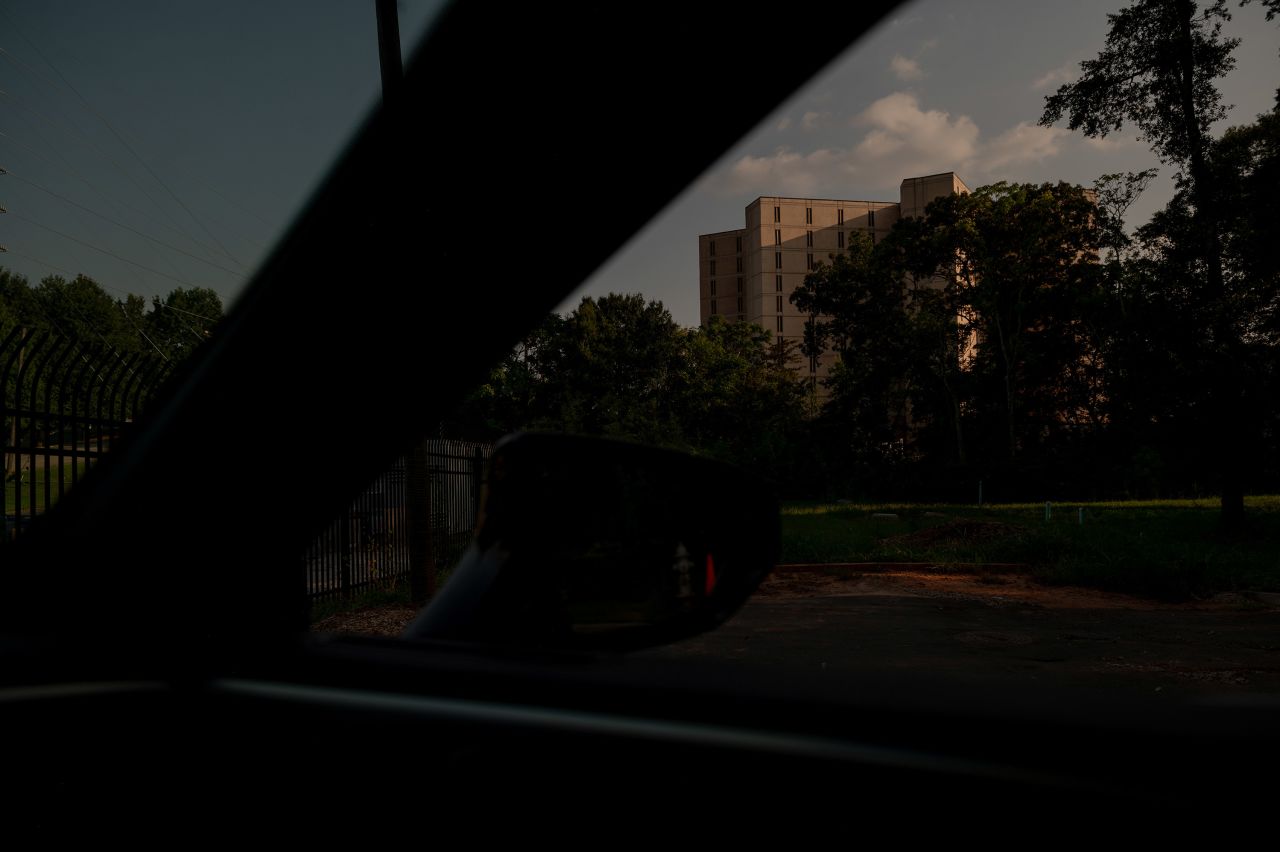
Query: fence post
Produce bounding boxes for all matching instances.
[339,507,352,601]
[407,438,435,604]
[472,447,484,518]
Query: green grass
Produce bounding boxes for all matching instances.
[5,462,90,514]
[780,497,1280,600]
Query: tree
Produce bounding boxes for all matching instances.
[790,232,913,466]
[28,274,146,358]
[1092,168,1160,264]
[447,294,809,489]
[782,185,1106,496]
[1119,105,1280,495]
[1039,0,1249,523]
[144,287,224,362]
[677,315,808,478]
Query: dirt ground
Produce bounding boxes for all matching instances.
[757,565,1274,611]
[663,567,1280,696]
[314,567,1276,633]
[313,566,1280,696]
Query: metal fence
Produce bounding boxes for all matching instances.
[1,324,491,603]
[1,325,170,541]
[305,440,490,603]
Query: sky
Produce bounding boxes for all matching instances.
[0,0,1276,327]
[0,0,443,307]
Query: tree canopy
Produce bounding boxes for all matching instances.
[0,266,224,362]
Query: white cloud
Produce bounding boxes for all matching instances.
[1031,62,1076,92]
[890,54,925,81]
[975,122,1068,173]
[801,110,831,131]
[723,147,854,197]
[855,92,980,168]
[713,92,1076,199]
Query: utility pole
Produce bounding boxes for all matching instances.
[374,1,435,604]
[375,0,404,108]
[0,166,11,473]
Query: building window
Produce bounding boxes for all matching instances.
[735,236,742,253]
[736,257,743,273]
[775,252,782,269]
[838,209,844,225]
[710,299,717,315]
[775,274,782,292]
[775,295,783,312]
[709,259,716,276]
[774,229,781,246]
[736,277,743,294]
[710,280,716,296]
[805,207,812,224]
[777,336,784,348]
[871,232,876,245]
[806,230,813,247]
[776,316,783,332]
[737,297,744,314]
[807,252,814,270]
[773,206,780,222]
[868,209,876,228]
[837,231,845,249]
[709,240,716,256]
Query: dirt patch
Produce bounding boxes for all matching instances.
[313,566,1279,637]
[755,567,1276,611]
[312,605,418,637]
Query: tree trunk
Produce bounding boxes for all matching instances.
[1173,0,1242,529]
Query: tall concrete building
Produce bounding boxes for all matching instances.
[698,172,970,381]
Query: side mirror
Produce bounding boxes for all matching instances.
[403,433,779,652]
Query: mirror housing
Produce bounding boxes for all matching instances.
[403,433,779,652]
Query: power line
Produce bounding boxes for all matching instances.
[0,83,239,271]
[0,128,242,269]
[0,32,245,270]
[181,170,276,238]
[156,303,209,346]
[7,246,166,307]
[7,246,224,330]
[117,300,168,361]
[5,209,219,291]
[7,246,168,365]
[2,166,248,279]
[159,302,220,323]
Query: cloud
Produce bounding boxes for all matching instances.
[890,54,924,81]
[801,110,831,131]
[775,116,792,131]
[975,122,1068,173]
[713,92,1075,198]
[1031,62,1076,92]
[854,92,980,167]
[723,147,854,197]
